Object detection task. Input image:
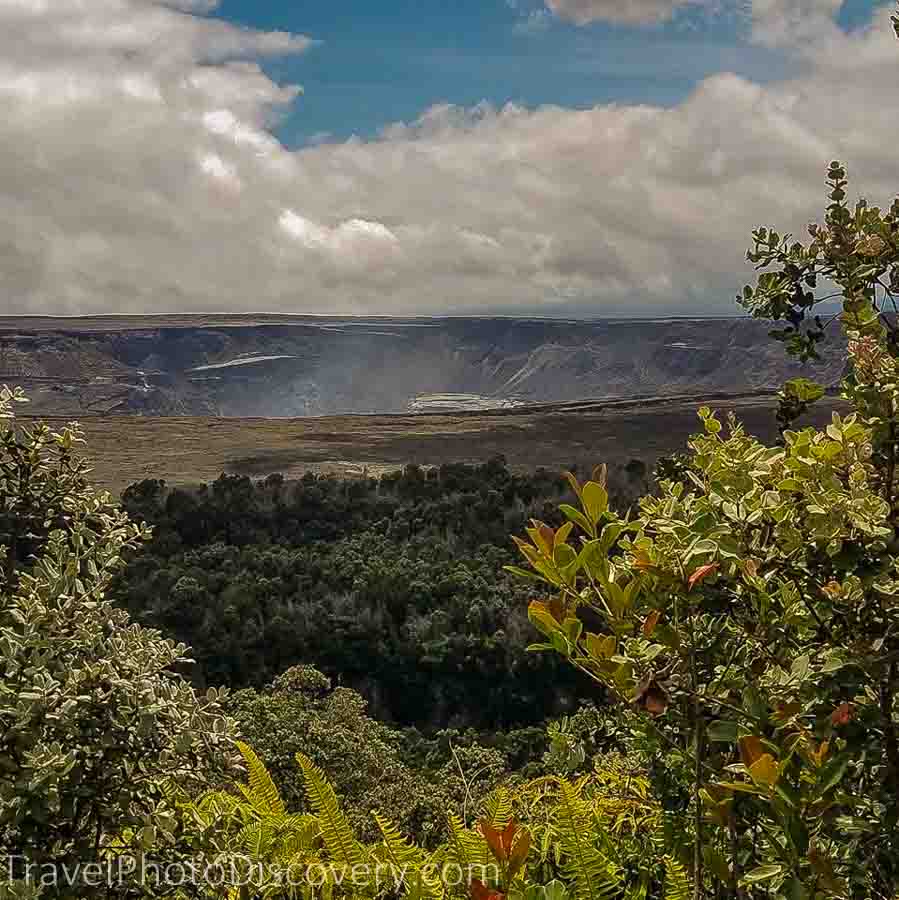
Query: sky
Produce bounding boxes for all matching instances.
[0,0,897,317]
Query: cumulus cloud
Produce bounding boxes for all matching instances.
[0,0,897,316]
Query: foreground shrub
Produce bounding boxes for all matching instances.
[0,387,236,898]
[190,741,679,900]
[512,163,899,900]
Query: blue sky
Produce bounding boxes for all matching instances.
[216,0,815,147]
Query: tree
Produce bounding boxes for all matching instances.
[510,10,899,897]
[0,386,236,898]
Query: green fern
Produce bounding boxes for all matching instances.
[235,740,286,818]
[237,820,276,858]
[480,786,515,829]
[552,777,625,900]
[622,878,648,900]
[663,857,691,900]
[374,814,444,900]
[196,744,663,900]
[236,813,320,861]
[374,814,426,868]
[443,813,491,872]
[296,751,367,868]
[278,813,321,857]
[194,788,242,823]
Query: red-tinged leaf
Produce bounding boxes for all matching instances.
[479,821,506,862]
[831,702,855,727]
[538,525,556,552]
[526,522,553,556]
[548,597,567,624]
[528,601,561,636]
[688,563,719,590]
[739,735,766,768]
[634,676,668,716]
[642,610,661,637]
[772,702,802,723]
[644,690,668,716]
[507,830,531,880]
[808,847,845,895]
[499,820,519,857]
[470,880,504,900]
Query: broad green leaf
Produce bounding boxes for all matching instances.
[581,482,608,525]
[707,720,740,743]
[815,752,852,798]
[744,864,783,884]
[749,754,781,787]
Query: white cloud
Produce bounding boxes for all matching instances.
[544,0,712,26]
[279,211,401,273]
[541,0,848,35]
[0,0,897,316]
[749,0,846,47]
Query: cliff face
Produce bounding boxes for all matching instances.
[0,315,845,417]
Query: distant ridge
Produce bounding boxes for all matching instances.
[0,315,843,418]
[0,312,750,332]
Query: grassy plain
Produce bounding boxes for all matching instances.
[20,393,845,495]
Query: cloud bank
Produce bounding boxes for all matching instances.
[1,0,897,316]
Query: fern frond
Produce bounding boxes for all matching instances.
[235,740,286,818]
[283,852,327,887]
[374,814,427,868]
[622,877,648,900]
[663,857,691,900]
[480,786,514,829]
[237,820,276,858]
[193,789,242,822]
[296,751,367,868]
[519,775,565,805]
[279,814,321,857]
[443,814,491,874]
[553,777,624,900]
[374,814,445,900]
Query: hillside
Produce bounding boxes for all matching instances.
[0,314,844,417]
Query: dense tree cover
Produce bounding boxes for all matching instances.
[112,461,651,729]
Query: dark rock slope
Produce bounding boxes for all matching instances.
[0,315,845,417]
